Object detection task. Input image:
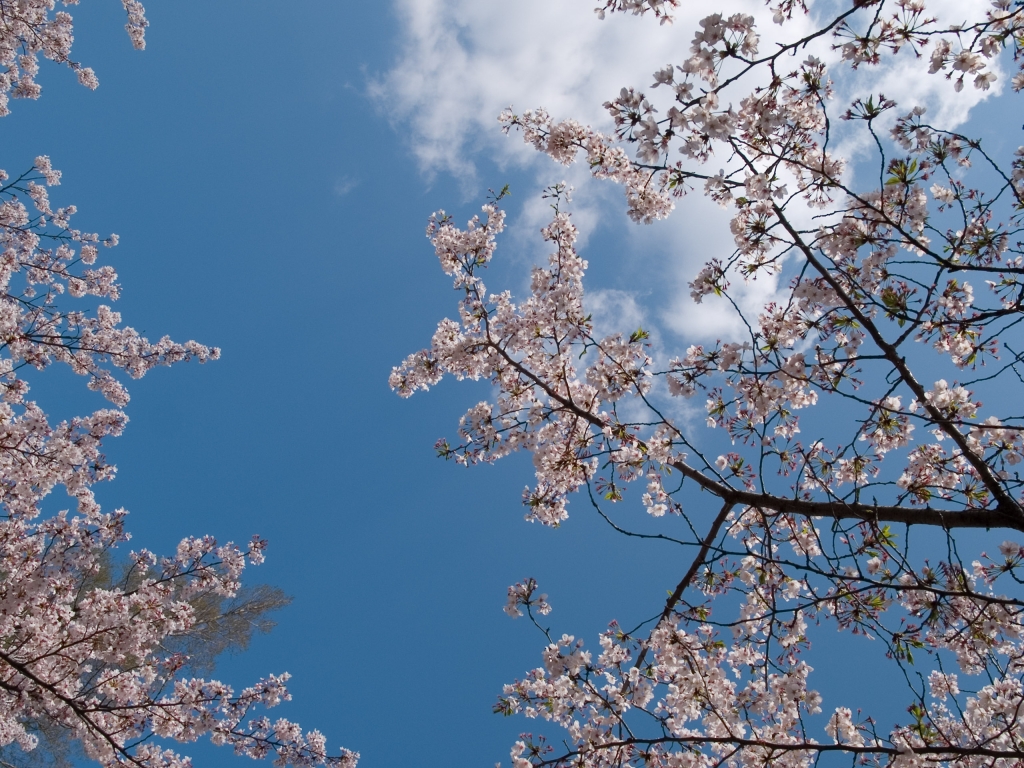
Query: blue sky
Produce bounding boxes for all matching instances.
[4,0,1018,766]
[4,2,698,765]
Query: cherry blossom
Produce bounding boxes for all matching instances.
[0,1,360,764]
[396,0,1024,764]
[0,1,148,116]
[0,161,355,767]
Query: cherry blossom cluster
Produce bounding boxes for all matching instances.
[499,110,675,224]
[392,192,687,526]
[833,0,1022,94]
[0,159,220,530]
[0,160,220,408]
[396,0,1024,764]
[0,163,353,767]
[491,511,1024,767]
[504,578,552,619]
[0,0,148,116]
[0,3,356,765]
[0,503,357,768]
[594,0,679,24]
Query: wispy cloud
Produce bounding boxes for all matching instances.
[333,176,360,196]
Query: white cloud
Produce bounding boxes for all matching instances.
[334,175,359,196]
[374,0,1002,348]
[374,0,786,181]
[586,288,647,340]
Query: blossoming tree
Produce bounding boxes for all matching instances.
[0,4,353,767]
[393,0,1024,765]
